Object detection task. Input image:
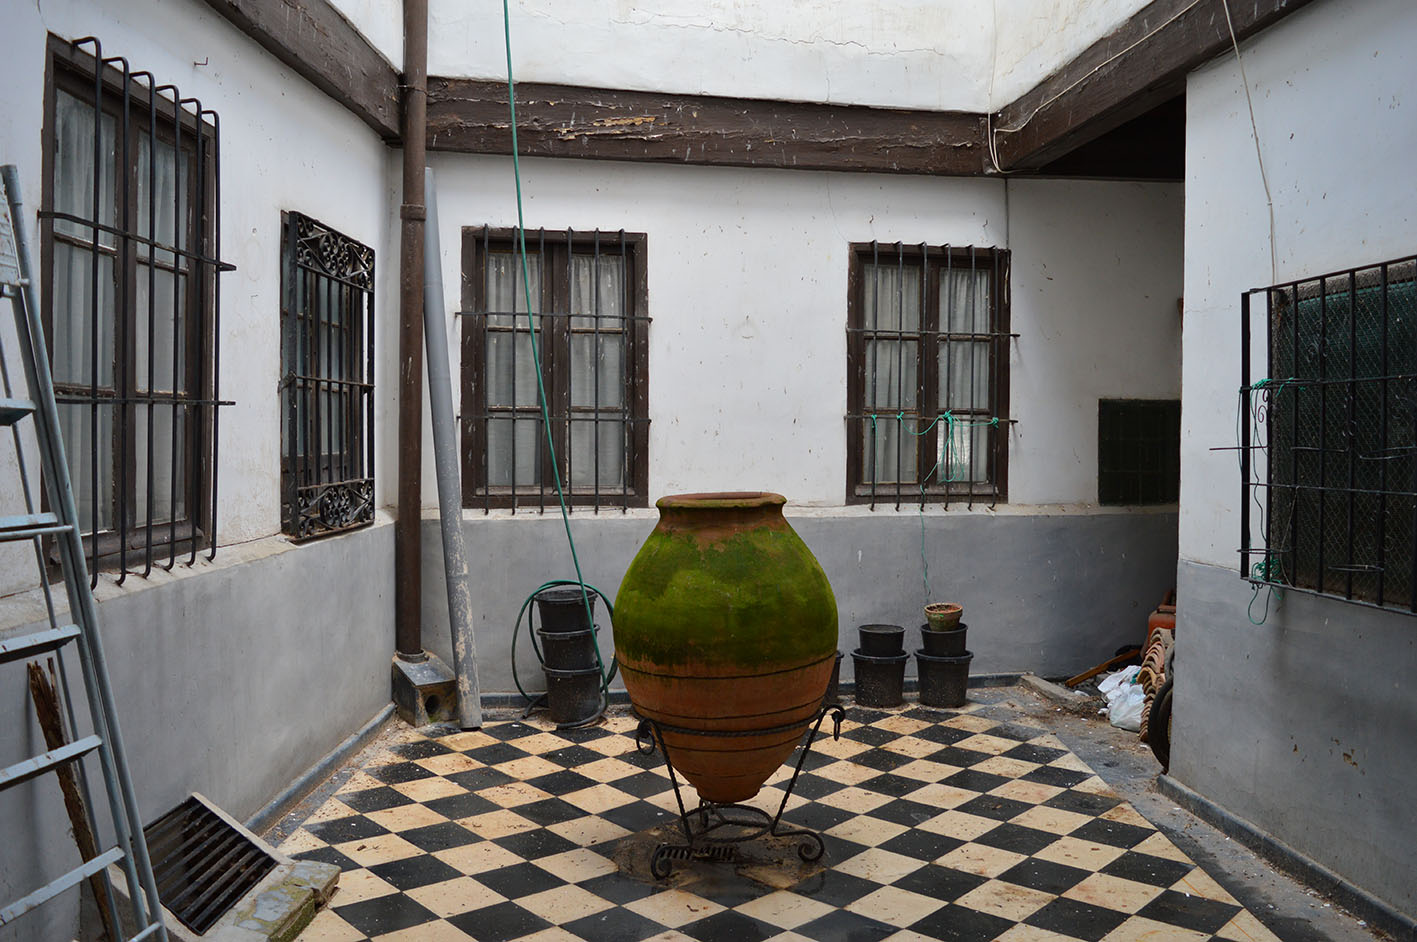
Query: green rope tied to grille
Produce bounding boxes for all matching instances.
[867,410,1005,604]
[1238,377,1300,625]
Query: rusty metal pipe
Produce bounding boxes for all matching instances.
[395,0,428,660]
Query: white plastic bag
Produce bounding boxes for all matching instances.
[1100,665,1144,731]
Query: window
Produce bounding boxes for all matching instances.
[41,36,230,578]
[280,212,375,540]
[460,227,649,510]
[847,243,1011,507]
[1241,255,1417,610]
[1098,399,1180,505]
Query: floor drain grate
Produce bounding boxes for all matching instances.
[144,795,278,934]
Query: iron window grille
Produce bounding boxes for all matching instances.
[846,242,1012,509]
[40,36,234,584]
[1240,254,1417,611]
[280,212,375,540]
[1098,399,1181,505]
[460,227,650,512]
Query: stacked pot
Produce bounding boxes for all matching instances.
[534,587,604,725]
[852,624,908,707]
[918,603,971,708]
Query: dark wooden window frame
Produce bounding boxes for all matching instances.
[846,243,1011,507]
[459,227,650,511]
[1097,398,1181,506]
[39,35,221,572]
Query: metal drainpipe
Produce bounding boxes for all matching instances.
[395,0,428,660]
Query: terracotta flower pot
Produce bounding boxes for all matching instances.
[614,492,838,803]
[924,602,963,631]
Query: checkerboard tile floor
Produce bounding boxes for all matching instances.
[282,703,1281,942]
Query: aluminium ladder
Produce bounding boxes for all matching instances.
[0,165,168,940]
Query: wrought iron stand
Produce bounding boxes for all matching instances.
[635,703,846,878]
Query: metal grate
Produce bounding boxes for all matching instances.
[144,796,277,935]
[1098,399,1180,505]
[280,211,375,540]
[1240,255,1417,610]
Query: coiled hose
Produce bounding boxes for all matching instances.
[512,580,619,729]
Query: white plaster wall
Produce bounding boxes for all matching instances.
[425,0,1147,113]
[1180,0,1417,569]
[0,0,399,598]
[328,0,404,71]
[1008,179,1184,504]
[424,156,1181,507]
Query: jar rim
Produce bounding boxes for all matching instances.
[656,491,786,510]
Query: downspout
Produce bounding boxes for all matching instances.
[395,0,427,662]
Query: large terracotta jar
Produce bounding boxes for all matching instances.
[614,492,838,803]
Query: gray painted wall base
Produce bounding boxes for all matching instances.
[1157,774,1417,942]
[1171,559,1417,925]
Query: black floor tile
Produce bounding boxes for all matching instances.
[472,861,565,899]
[1101,850,1195,888]
[365,761,436,785]
[514,797,589,827]
[598,799,674,833]
[464,742,532,766]
[781,771,848,800]
[791,868,882,907]
[368,853,464,891]
[291,844,358,872]
[795,748,837,772]
[940,768,1011,794]
[927,746,993,768]
[1002,743,1068,764]
[973,822,1059,857]
[447,900,553,942]
[1025,896,1130,941]
[820,833,870,864]
[901,706,964,722]
[423,790,501,821]
[332,893,440,936]
[304,814,390,844]
[869,797,945,828]
[983,722,1044,742]
[478,722,542,741]
[912,724,973,746]
[793,909,897,942]
[543,744,607,768]
[1136,888,1242,934]
[781,802,857,833]
[845,707,892,725]
[1042,789,1123,817]
[1068,817,1156,848]
[879,828,964,861]
[389,738,454,759]
[399,821,483,853]
[577,870,662,904]
[858,772,922,797]
[337,785,416,814]
[853,749,915,773]
[551,723,613,743]
[891,863,988,902]
[611,770,675,798]
[679,909,778,942]
[682,869,776,907]
[493,826,580,860]
[1021,765,1092,788]
[444,765,517,793]
[996,857,1092,895]
[562,905,666,942]
[842,725,900,747]
[909,902,1015,941]
[955,794,1034,822]
[526,768,600,796]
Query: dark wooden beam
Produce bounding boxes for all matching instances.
[993,0,1315,172]
[426,78,988,176]
[198,0,400,140]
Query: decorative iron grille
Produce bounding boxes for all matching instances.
[1240,255,1417,611]
[845,242,1014,510]
[41,36,234,583]
[280,211,375,540]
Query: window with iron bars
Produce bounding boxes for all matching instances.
[1240,255,1417,611]
[280,212,375,540]
[846,243,1011,508]
[41,36,232,582]
[460,227,649,511]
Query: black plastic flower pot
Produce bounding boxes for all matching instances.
[919,622,968,657]
[915,649,973,708]
[543,665,603,725]
[537,627,600,671]
[858,624,906,657]
[823,650,844,706]
[851,648,908,707]
[535,586,597,633]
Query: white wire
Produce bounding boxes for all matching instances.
[1220,0,1279,285]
